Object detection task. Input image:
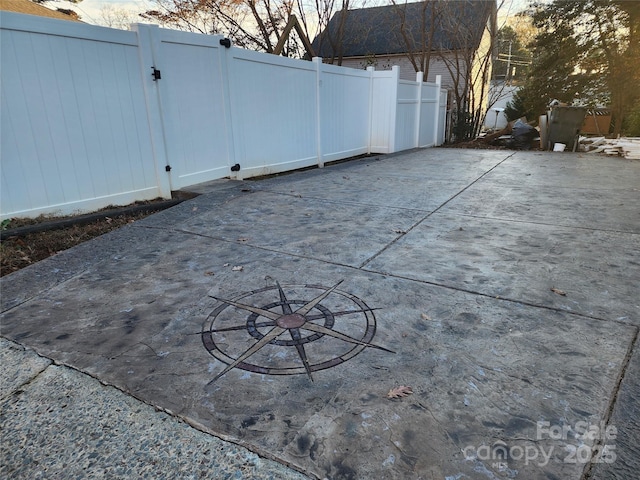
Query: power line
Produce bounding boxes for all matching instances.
[498,53,531,61]
[56,0,99,24]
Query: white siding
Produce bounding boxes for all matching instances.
[339,53,463,93]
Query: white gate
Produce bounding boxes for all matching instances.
[136,26,233,190]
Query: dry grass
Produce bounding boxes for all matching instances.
[0,208,161,277]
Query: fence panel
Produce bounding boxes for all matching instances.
[1,13,166,220]
[317,61,370,163]
[418,82,439,147]
[1,15,447,219]
[395,80,420,152]
[227,48,318,179]
[369,68,398,154]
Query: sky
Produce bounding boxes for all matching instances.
[53,0,151,25]
[54,0,535,28]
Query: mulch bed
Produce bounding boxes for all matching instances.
[0,200,179,277]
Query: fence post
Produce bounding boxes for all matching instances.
[133,23,172,198]
[220,42,239,180]
[313,57,324,168]
[434,75,442,146]
[388,65,400,154]
[366,66,375,155]
[415,71,424,148]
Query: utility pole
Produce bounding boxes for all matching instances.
[497,40,531,84]
[506,40,512,85]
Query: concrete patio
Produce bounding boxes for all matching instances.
[1,148,638,479]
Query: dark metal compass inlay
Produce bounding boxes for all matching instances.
[201,280,393,382]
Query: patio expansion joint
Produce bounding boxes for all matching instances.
[135,224,639,332]
[358,152,517,268]
[244,188,436,214]
[581,327,639,480]
[358,268,640,330]
[0,266,93,315]
[357,212,432,268]
[136,225,637,330]
[2,362,53,402]
[1,340,118,395]
[0,339,51,401]
[142,225,362,270]
[452,213,640,236]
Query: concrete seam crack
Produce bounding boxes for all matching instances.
[581,327,639,480]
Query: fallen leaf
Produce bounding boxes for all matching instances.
[420,313,432,321]
[387,385,413,399]
[204,271,215,276]
[237,237,249,243]
[192,207,198,212]
[551,287,567,296]
[231,265,243,271]
[223,263,230,267]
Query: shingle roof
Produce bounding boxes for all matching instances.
[1,0,81,21]
[313,0,494,59]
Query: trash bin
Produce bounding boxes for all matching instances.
[544,106,587,151]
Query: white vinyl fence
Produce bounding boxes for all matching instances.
[1,13,447,220]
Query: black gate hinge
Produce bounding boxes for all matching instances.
[165,165,172,172]
[152,67,162,81]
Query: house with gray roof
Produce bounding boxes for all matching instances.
[312,1,495,79]
[312,0,496,114]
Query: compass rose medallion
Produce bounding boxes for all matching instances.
[201,280,393,382]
